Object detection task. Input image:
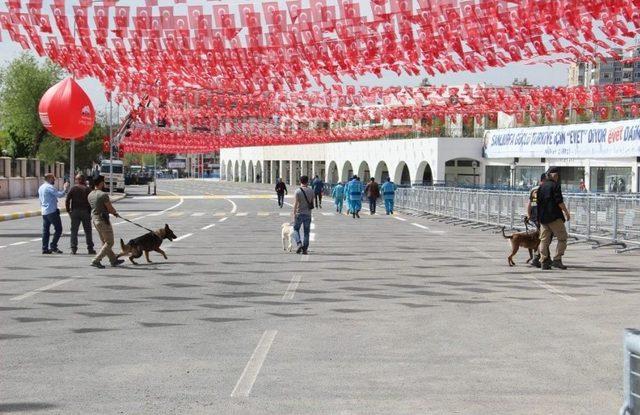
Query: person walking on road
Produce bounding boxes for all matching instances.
[344,177,352,215]
[88,176,124,269]
[66,174,95,255]
[332,182,345,213]
[380,177,397,215]
[349,175,364,218]
[292,175,314,255]
[312,175,324,208]
[537,167,570,270]
[527,173,548,268]
[365,177,380,214]
[38,173,70,254]
[275,178,287,208]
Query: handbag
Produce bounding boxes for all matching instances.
[300,187,314,210]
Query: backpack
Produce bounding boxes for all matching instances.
[299,187,314,210]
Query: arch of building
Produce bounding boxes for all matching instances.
[374,161,390,182]
[255,161,263,183]
[226,160,233,181]
[248,161,254,183]
[393,161,412,185]
[240,161,247,182]
[234,161,239,182]
[341,161,353,182]
[357,161,371,182]
[327,161,339,184]
[416,161,433,185]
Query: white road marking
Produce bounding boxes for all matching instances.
[214,212,226,217]
[525,275,577,302]
[257,212,269,216]
[231,330,278,398]
[10,277,78,301]
[0,245,6,249]
[146,190,185,217]
[279,213,289,216]
[310,223,316,230]
[168,212,185,217]
[321,212,334,216]
[219,217,228,223]
[310,233,316,242]
[10,241,28,246]
[283,275,301,300]
[236,212,248,217]
[411,223,429,230]
[226,198,238,214]
[191,212,205,217]
[393,216,407,221]
[201,224,215,230]
[173,233,193,242]
[470,247,576,302]
[30,238,41,242]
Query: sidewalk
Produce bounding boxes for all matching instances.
[0,193,126,222]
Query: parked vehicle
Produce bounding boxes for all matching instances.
[101,160,125,192]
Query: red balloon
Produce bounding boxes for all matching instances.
[38,77,95,140]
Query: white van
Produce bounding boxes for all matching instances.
[100,160,125,193]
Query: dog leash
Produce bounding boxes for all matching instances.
[119,216,156,233]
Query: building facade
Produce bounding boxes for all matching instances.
[221,118,640,193]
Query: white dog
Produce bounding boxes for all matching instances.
[281,223,295,252]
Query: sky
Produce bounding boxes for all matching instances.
[0,0,571,115]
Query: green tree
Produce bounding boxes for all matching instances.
[37,120,108,173]
[0,53,63,158]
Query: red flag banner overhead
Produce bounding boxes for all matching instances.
[38,77,95,140]
[2,0,639,152]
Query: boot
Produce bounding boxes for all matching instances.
[541,260,552,270]
[551,259,567,270]
[530,255,541,268]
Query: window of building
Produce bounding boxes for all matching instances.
[590,167,632,193]
[485,166,511,188]
[515,166,546,189]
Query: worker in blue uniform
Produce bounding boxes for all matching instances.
[380,177,397,215]
[331,182,345,213]
[344,177,352,215]
[349,175,364,218]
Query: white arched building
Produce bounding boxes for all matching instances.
[220,137,484,186]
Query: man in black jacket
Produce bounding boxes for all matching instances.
[537,167,570,270]
[275,178,287,208]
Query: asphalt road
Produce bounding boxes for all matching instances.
[0,179,637,414]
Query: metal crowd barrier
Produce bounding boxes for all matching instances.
[395,187,640,253]
[621,329,640,415]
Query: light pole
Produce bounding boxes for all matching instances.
[109,98,113,196]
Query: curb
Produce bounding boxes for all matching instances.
[0,194,127,223]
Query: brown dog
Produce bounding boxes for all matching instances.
[118,224,177,265]
[502,226,540,266]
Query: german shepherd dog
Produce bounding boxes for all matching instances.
[119,224,177,265]
[502,219,540,266]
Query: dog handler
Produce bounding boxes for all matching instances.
[292,175,314,255]
[332,182,345,213]
[380,177,397,215]
[527,173,546,268]
[537,167,570,270]
[88,175,125,269]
